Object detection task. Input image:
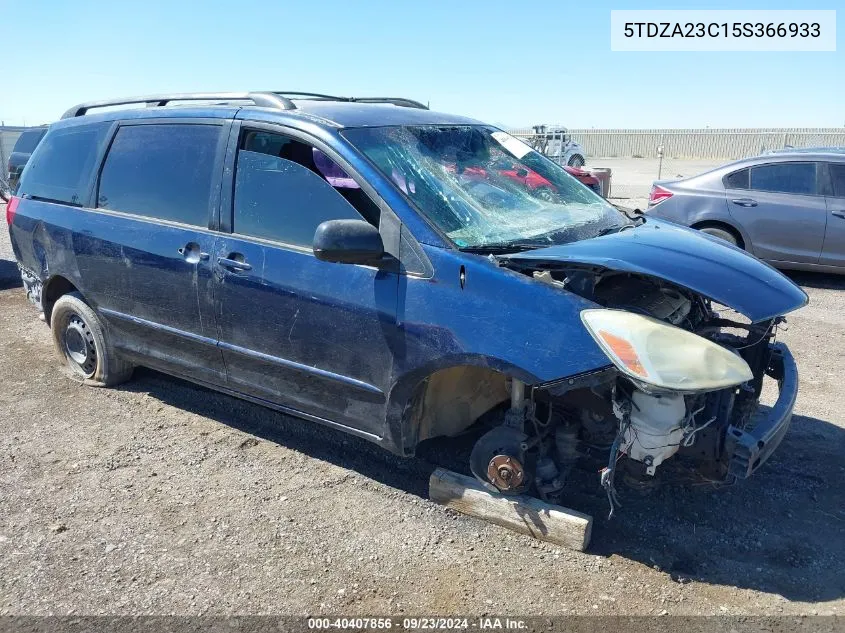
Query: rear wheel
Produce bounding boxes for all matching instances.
[568,154,585,168]
[697,223,742,248]
[50,292,133,386]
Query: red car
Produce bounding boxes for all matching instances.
[563,165,601,194]
[463,162,602,198]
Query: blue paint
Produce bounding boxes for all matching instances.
[8,102,807,456]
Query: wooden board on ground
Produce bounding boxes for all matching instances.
[429,467,593,552]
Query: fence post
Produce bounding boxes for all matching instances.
[0,121,8,195]
[657,134,665,180]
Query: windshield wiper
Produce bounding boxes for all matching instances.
[459,242,547,254]
[597,222,640,237]
[611,203,646,223]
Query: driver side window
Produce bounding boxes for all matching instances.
[233,130,379,247]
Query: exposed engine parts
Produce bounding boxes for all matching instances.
[592,275,691,325]
[469,267,782,518]
[622,391,686,475]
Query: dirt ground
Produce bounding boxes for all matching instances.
[596,157,725,209]
[1,195,844,617]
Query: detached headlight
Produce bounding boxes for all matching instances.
[581,309,753,392]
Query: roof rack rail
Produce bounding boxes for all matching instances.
[271,92,428,110]
[61,91,429,119]
[60,91,296,119]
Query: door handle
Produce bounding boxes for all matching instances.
[731,198,758,208]
[178,242,209,263]
[217,256,252,272]
[832,210,845,219]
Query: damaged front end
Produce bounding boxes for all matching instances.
[466,226,806,516]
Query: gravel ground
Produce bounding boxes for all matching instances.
[1,194,845,617]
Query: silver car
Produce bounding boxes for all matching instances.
[647,152,845,273]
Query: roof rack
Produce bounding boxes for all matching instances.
[62,91,429,119]
[271,92,429,109]
[61,92,296,119]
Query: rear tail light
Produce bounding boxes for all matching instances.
[6,195,20,226]
[648,185,674,207]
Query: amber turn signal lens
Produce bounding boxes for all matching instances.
[597,330,648,377]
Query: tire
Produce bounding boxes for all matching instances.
[698,224,741,248]
[50,292,134,386]
[568,155,585,168]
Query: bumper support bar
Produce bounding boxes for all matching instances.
[725,342,798,479]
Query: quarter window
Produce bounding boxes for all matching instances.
[233,130,377,246]
[749,162,817,196]
[723,168,749,190]
[18,123,110,204]
[97,124,221,226]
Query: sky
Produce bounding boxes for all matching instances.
[1,0,842,129]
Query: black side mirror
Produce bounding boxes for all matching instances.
[313,219,385,264]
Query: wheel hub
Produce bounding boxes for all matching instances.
[469,426,531,494]
[64,315,97,377]
[486,454,526,491]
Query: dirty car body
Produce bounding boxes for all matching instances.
[7,93,807,511]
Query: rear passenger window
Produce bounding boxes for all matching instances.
[723,168,748,190]
[749,162,817,195]
[233,130,378,246]
[829,163,845,198]
[97,124,221,226]
[18,123,109,204]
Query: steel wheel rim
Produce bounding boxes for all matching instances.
[63,314,97,377]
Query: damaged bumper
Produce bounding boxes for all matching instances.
[19,265,43,308]
[725,342,798,479]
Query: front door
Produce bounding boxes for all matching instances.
[213,126,398,438]
[91,120,228,383]
[725,161,826,264]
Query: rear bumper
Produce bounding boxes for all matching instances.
[724,342,798,478]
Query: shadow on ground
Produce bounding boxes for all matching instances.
[0,259,22,290]
[122,368,845,604]
[784,270,845,290]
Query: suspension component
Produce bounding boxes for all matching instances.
[469,426,530,494]
[486,455,526,491]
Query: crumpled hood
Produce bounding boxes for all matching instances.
[498,219,808,322]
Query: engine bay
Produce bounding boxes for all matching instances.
[468,265,783,517]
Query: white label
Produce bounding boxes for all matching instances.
[610,10,836,51]
[491,131,534,159]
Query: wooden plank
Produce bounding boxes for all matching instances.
[429,467,592,552]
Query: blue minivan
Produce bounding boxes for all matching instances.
[7,92,807,509]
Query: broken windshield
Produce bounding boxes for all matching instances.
[342,125,625,249]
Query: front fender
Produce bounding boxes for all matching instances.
[402,247,611,383]
[383,246,612,454]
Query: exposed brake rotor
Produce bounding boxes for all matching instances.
[486,454,526,491]
[469,426,531,495]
